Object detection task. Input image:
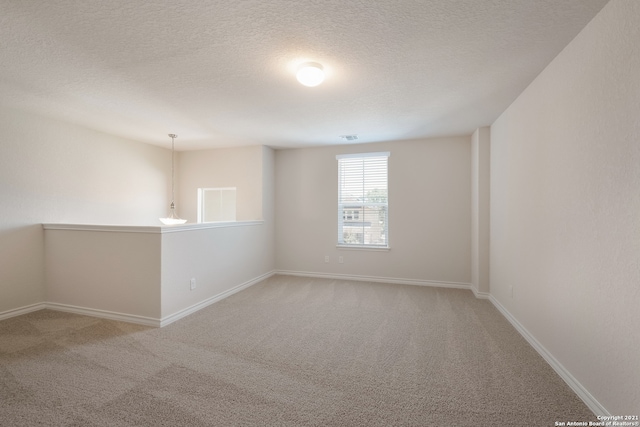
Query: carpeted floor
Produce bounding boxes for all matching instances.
[1,275,595,426]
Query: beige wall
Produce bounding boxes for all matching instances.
[275,137,471,284]
[40,145,277,323]
[0,107,170,315]
[490,0,640,414]
[160,223,273,319]
[42,220,274,324]
[262,146,276,267]
[45,228,162,319]
[162,146,276,319]
[1,107,276,322]
[177,146,263,222]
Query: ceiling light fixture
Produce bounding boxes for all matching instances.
[296,62,325,87]
[159,133,187,225]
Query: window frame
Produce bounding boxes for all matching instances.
[197,187,237,223]
[336,152,390,249]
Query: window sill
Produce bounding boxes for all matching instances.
[336,245,390,252]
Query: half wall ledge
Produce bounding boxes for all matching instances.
[43,220,264,233]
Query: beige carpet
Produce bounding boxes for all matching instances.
[1,275,595,426]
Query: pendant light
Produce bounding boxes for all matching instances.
[159,134,187,225]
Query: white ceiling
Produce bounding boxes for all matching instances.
[0,0,609,151]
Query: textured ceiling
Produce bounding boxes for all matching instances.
[0,0,609,150]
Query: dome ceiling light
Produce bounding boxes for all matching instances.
[296,62,325,87]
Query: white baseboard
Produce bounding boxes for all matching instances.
[45,302,161,327]
[159,270,276,327]
[488,295,610,416]
[275,270,472,290]
[471,285,490,299]
[0,303,47,322]
[1,271,275,328]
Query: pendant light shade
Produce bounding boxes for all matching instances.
[159,134,187,225]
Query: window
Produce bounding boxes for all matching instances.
[337,152,389,247]
[342,209,360,221]
[198,188,236,223]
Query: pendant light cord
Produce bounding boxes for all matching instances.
[169,134,177,208]
[159,133,186,224]
[171,135,175,204]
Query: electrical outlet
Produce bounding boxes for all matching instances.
[339,256,344,264]
[325,256,329,263]
[190,278,196,290]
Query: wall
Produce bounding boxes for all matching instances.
[45,227,162,321]
[471,127,490,296]
[42,220,274,326]
[161,146,276,320]
[1,107,275,323]
[177,145,264,222]
[0,107,170,316]
[41,145,276,323]
[262,146,276,268]
[490,0,640,414]
[275,137,471,285]
[160,223,272,320]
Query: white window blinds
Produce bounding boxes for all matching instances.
[337,152,390,247]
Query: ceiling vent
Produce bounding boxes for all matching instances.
[340,135,358,141]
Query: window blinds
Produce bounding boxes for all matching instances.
[337,152,390,247]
